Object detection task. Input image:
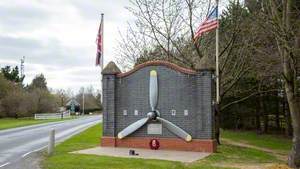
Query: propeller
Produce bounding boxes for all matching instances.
[118,118,150,139]
[117,70,192,142]
[149,70,158,111]
[157,117,192,142]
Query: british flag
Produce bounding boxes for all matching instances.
[96,17,103,66]
[194,6,219,40]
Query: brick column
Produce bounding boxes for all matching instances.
[101,62,121,147]
[102,74,116,136]
[195,69,215,139]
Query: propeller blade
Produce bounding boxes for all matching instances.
[149,70,158,111]
[118,117,150,139]
[157,117,192,142]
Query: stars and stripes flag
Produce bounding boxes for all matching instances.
[194,6,219,40]
[95,14,103,66]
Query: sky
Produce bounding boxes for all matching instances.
[0,0,229,93]
[0,0,132,92]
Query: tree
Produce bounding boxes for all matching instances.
[95,90,103,110]
[116,0,212,69]
[1,89,24,118]
[1,66,24,84]
[30,89,58,114]
[55,89,70,107]
[0,73,14,99]
[75,87,101,113]
[28,74,48,91]
[256,0,300,167]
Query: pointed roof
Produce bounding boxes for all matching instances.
[102,61,121,75]
[66,98,80,106]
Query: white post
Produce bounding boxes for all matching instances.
[216,0,220,104]
[48,129,55,156]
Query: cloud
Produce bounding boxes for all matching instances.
[0,0,132,92]
[69,0,132,22]
[0,3,49,32]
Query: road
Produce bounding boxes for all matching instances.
[0,115,102,168]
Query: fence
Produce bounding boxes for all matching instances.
[34,111,71,120]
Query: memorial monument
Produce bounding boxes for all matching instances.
[101,60,216,152]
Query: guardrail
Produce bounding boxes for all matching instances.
[34,111,71,120]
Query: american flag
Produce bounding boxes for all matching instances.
[96,15,103,66]
[194,6,219,40]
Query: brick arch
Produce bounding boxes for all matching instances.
[116,60,196,78]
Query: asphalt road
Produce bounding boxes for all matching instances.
[0,115,102,168]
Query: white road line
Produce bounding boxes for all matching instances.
[32,145,47,153]
[22,152,32,158]
[22,145,48,158]
[0,162,10,168]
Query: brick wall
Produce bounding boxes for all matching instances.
[102,61,215,152]
[101,136,217,152]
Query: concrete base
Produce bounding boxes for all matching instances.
[72,146,211,163]
[101,136,217,153]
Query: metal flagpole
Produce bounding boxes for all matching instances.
[215,0,220,104]
[101,13,104,103]
[101,13,104,72]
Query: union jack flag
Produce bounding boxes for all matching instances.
[194,6,219,40]
[96,16,103,66]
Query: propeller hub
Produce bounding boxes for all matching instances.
[147,111,159,120]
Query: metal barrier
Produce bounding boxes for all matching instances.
[34,111,71,120]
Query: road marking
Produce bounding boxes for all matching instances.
[0,162,10,168]
[22,152,32,158]
[33,145,47,153]
[22,145,48,158]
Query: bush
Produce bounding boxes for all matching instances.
[31,89,58,114]
[1,88,25,118]
[0,72,59,118]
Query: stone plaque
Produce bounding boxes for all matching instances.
[184,109,189,116]
[123,110,127,116]
[147,123,162,135]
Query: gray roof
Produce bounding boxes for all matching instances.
[102,61,121,75]
[66,99,80,106]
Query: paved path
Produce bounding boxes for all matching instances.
[73,146,210,163]
[0,115,102,168]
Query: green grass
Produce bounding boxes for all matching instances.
[221,130,292,153]
[0,117,74,130]
[43,124,281,169]
[205,144,278,164]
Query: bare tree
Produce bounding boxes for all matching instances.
[259,0,300,167]
[116,0,212,69]
[116,0,262,144]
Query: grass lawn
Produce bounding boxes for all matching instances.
[221,130,292,153]
[42,124,283,169]
[0,117,75,130]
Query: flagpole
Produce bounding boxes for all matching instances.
[101,13,104,72]
[101,13,104,103]
[215,0,220,104]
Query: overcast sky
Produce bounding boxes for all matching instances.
[0,1,230,93]
[0,0,132,92]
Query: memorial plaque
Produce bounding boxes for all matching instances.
[147,123,162,135]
